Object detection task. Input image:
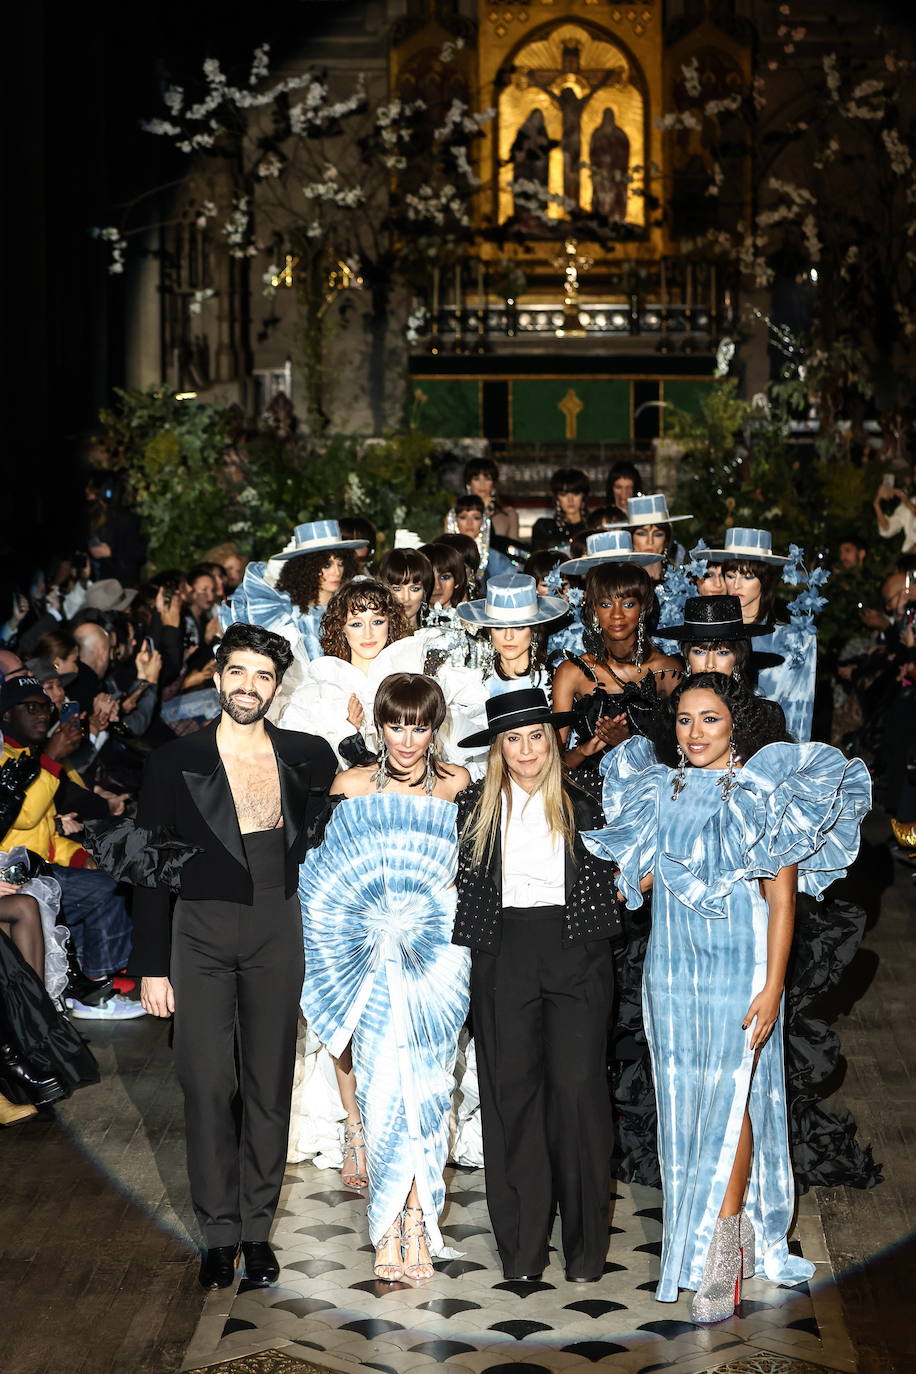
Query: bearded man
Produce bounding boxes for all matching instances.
[130,622,336,1290]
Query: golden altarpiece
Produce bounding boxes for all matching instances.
[395,1,753,447]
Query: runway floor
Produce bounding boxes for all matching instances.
[1,817,912,1374]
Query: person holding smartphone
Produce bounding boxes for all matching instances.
[873,473,916,554]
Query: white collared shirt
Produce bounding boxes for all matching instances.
[500,778,565,908]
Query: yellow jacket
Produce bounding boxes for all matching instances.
[0,739,89,867]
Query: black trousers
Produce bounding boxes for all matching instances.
[171,831,303,1247]
[471,907,613,1280]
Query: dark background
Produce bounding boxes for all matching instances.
[0,1,364,601]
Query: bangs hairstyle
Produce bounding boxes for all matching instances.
[668,670,791,767]
[481,625,548,680]
[464,457,498,484]
[419,541,470,603]
[455,493,485,514]
[584,561,655,617]
[277,547,358,612]
[462,723,575,871]
[319,579,408,660]
[685,638,752,675]
[524,550,564,583]
[374,672,449,783]
[550,466,590,497]
[723,559,781,622]
[377,548,434,601]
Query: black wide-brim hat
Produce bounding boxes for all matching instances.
[665,595,768,642]
[458,686,576,749]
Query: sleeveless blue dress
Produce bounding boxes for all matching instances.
[585,738,870,1299]
[299,794,470,1254]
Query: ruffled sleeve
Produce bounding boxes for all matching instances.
[732,741,871,898]
[583,739,665,910]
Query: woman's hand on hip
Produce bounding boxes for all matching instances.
[141,976,175,1017]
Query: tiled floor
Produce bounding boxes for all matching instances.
[182,1163,855,1374]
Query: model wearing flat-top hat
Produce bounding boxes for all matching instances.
[453,687,620,1284]
[666,596,785,686]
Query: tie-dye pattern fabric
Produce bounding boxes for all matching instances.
[755,620,817,742]
[220,561,325,662]
[584,738,869,1300]
[299,794,470,1253]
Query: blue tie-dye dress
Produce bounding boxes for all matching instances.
[298,793,470,1254]
[585,738,870,1299]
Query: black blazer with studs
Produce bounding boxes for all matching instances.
[128,719,337,977]
[452,778,621,954]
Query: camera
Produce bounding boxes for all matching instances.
[0,861,30,886]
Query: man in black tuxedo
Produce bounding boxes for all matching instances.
[131,621,336,1289]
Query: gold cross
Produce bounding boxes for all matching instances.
[558,387,585,439]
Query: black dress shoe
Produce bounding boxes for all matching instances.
[242,1241,280,1286]
[503,1273,543,1282]
[566,1272,602,1283]
[198,1245,240,1289]
[0,1043,65,1106]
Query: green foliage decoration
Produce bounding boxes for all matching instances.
[94,387,447,573]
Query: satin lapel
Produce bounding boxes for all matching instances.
[276,754,312,855]
[182,764,247,872]
[486,826,503,901]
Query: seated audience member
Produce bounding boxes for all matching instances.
[201,543,247,593]
[0,674,142,1020]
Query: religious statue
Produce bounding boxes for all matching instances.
[589,108,630,222]
[509,108,554,226]
[519,41,626,207]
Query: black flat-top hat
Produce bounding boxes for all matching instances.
[665,595,768,642]
[458,686,576,749]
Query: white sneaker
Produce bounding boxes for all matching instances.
[66,994,148,1020]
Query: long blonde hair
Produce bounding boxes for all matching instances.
[463,725,576,872]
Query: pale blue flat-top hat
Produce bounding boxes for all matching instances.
[270,519,368,562]
[456,573,568,628]
[558,529,658,577]
[703,527,789,566]
[618,492,692,528]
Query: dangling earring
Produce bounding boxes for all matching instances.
[718,734,738,801]
[583,611,604,660]
[731,666,742,685]
[372,741,389,791]
[635,614,647,668]
[671,746,688,800]
[423,740,438,795]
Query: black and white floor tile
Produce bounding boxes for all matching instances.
[182,1166,855,1374]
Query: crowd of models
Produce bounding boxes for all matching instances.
[86,459,871,1325]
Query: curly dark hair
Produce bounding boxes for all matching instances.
[665,671,791,767]
[215,622,294,680]
[319,579,409,660]
[277,549,358,612]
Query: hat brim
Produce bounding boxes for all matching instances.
[456,595,569,629]
[666,619,770,641]
[558,551,659,576]
[703,548,789,566]
[458,707,577,750]
[617,513,693,528]
[270,539,369,562]
[751,650,786,671]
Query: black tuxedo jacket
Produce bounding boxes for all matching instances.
[452,778,621,953]
[129,719,336,977]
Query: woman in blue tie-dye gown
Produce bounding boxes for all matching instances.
[584,672,869,1322]
[299,673,471,1284]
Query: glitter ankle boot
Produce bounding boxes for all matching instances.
[738,1208,755,1278]
[690,1213,742,1324]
